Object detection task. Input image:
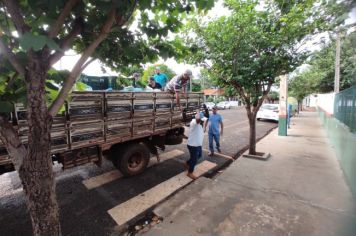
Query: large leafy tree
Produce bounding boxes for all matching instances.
[0,0,214,235]
[289,67,322,110]
[184,0,348,155]
[290,30,356,97]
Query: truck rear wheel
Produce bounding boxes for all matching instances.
[113,143,150,177]
[165,128,184,145]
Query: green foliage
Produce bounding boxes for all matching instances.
[199,68,216,89]
[183,0,349,154]
[0,72,26,113]
[0,0,215,110]
[191,80,202,92]
[72,0,215,74]
[19,32,60,51]
[290,31,356,100]
[267,91,279,102]
[289,68,320,102]
[185,0,349,107]
[206,96,214,102]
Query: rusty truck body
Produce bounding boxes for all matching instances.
[0,91,203,176]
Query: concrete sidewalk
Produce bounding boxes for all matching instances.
[143,111,356,236]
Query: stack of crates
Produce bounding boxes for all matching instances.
[105,92,133,141]
[14,104,68,153]
[67,92,104,148]
[0,139,10,166]
[0,113,11,165]
[132,92,154,136]
[154,92,173,132]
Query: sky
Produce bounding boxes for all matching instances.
[53,2,356,78]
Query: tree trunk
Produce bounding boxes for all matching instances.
[18,55,61,236]
[244,106,257,155]
[248,115,257,155]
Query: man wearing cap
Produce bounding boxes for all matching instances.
[153,67,168,91]
[165,69,193,111]
[185,112,207,180]
[148,77,162,90]
[208,106,223,156]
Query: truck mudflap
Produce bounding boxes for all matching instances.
[59,146,102,169]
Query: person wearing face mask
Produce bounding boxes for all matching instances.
[184,112,208,180]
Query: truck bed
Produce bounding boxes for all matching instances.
[0,91,203,167]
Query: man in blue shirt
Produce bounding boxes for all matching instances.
[287,103,293,129]
[154,67,168,90]
[207,106,223,156]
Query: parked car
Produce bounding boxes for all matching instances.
[256,104,279,121]
[227,101,239,108]
[216,101,231,110]
[204,102,216,110]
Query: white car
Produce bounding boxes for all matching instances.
[256,104,279,121]
[216,101,231,110]
[204,102,216,110]
[227,101,239,108]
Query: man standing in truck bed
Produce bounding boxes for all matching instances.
[165,69,192,112]
[154,67,168,91]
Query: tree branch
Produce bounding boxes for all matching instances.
[6,72,18,90]
[48,17,84,67]
[231,80,249,106]
[124,0,138,25]
[82,58,95,70]
[48,0,80,38]
[0,115,25,171]
[0,38,25,76]
[49,9,117,116]
[252,81,273,114]
[3,0,30,36]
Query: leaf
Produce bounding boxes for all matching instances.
[139,0,151,9]
[0,101,13,113]
[14,86,26,95]
[46,38,61,51]
[18,32,34,51]
[19,32,47,51]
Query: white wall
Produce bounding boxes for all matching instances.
[316,93,335,115]
[303,93,335,115]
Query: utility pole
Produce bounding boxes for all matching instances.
[189,77,192,92]
[278,74,288,136]
[334,31,341,93]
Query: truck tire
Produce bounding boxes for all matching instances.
[164,127,184,145]
[113,143,150,177]
[165,134,183,145]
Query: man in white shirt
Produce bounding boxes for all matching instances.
[185,113,207,180]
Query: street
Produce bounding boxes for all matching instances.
[0,108,277,236]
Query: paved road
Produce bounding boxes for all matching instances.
[0,108,277,236]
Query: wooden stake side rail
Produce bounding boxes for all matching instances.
[0,92,203,164]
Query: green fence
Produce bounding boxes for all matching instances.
[334,86,356,133]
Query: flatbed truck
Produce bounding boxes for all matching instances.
[0,91,203,176]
